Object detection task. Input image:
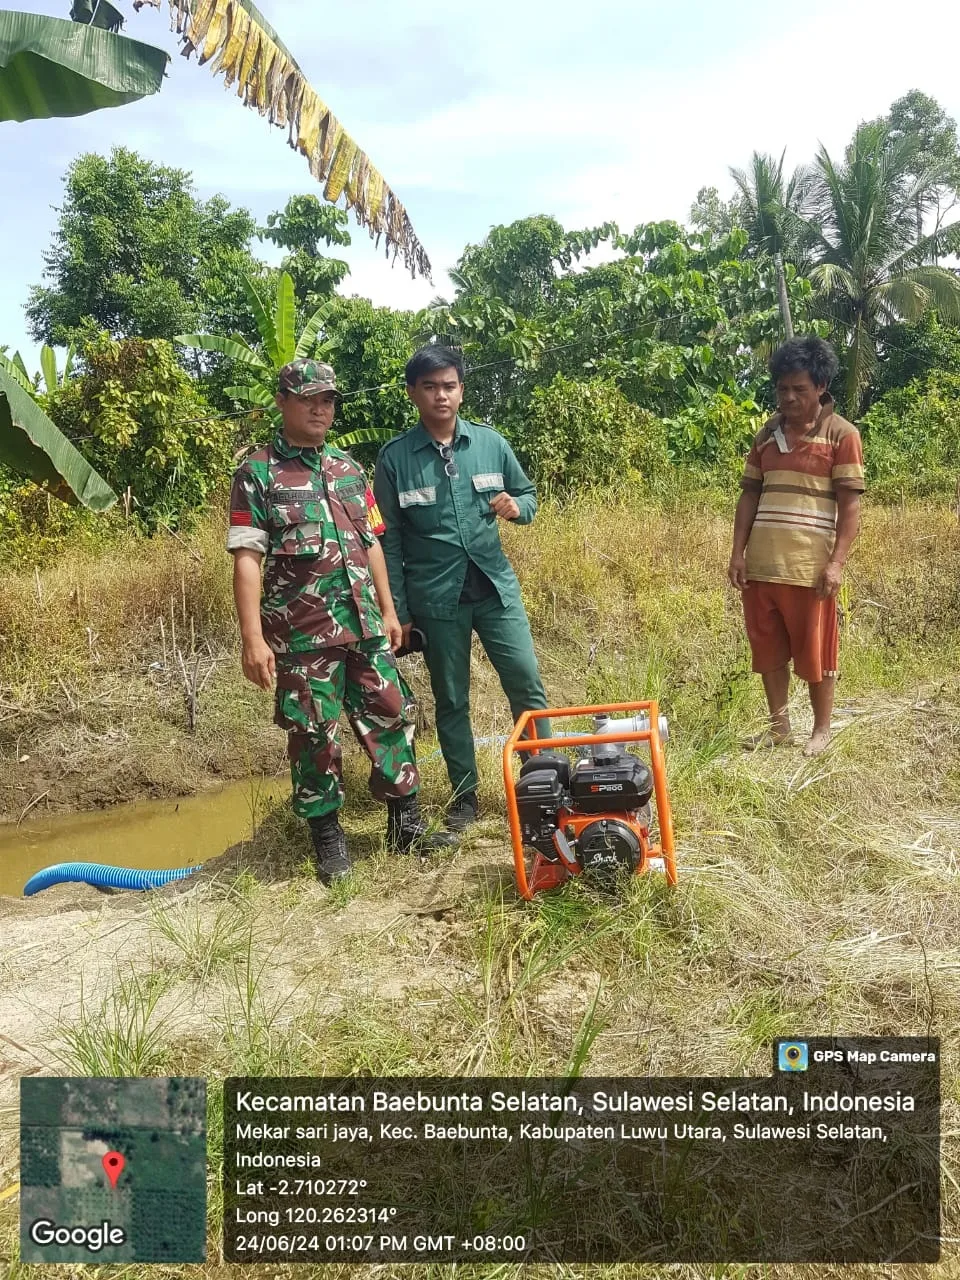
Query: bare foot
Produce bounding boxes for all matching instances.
[802,729,832,757]
[742,729,794,750]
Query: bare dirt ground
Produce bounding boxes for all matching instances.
[0,828,514,1149]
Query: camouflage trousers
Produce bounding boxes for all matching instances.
[273,638,420,819]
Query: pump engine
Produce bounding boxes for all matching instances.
[515,742,655,882]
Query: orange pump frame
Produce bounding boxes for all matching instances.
[502,701,677,900]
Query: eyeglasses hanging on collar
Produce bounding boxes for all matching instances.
[439,444,458,480]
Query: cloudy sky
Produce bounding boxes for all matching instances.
[3,0,959,364]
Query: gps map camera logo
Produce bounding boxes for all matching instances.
[778,1041,808,1072]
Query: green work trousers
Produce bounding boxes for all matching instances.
[415,593,549,796]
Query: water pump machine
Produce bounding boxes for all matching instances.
[502,702,677,899]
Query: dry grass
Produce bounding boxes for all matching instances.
[2,492,960,1276]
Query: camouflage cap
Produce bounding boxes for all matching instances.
[277,358,337,396]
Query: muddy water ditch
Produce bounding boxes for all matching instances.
[0,778,287,899]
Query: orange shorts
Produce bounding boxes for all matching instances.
[742,581,838,684]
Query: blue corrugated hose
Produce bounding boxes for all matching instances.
[22,862,203,897]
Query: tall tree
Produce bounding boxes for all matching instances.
[800,121,960,414]
[884,90,960,245]
[261,195,352,308]
[730,151,808,339]
[689,186,743,239]
[26,148,269,348]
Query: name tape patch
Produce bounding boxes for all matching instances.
[398,487,437,507]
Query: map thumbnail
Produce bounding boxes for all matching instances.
[20,1076,206,1263]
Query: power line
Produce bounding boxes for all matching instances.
[139,312,689,432]
[67,301,951,437]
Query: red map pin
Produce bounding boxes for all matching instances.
[102,1151,125,1189]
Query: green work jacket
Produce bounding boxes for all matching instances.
[374,417,537,622]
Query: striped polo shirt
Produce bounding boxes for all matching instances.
[741,396,865,587]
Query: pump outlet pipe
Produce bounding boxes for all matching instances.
[560,712,670,751]
[594,712,669,742]
[22,862,203,897]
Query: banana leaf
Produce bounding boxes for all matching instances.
[333,427,399,447]
[0,10,168,122]
[0,367,117,509]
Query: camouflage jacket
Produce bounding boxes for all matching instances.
[227,433,384,654]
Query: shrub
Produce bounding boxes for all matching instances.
[663,392,764,478]
[518,375,670,493]
[859,371,960,498]
[0,470,117,568]
[49,334,235,529]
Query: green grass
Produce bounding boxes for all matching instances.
[51,968,176,1077]
[149,887,257,984]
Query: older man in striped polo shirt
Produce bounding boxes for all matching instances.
[728,337,865,758]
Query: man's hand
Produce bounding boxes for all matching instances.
[727,553,748,592]
[815,559,844,600]
[382,610,404,652]
[489,491,520,521]
[399,622,413,650]
[241,638,276,690]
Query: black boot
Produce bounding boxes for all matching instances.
[446,791,480,832]
[308,815,352,885]
[386,795,458,856]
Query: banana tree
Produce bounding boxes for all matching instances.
[4,3,427,500]
[133,0,429,279]
[0,367,116,509]
[0,344,76,399]
[0,348,32,393]
[4,3,429,276]
[176,272,397,447]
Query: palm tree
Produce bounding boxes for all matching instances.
[730,150,809,339]
[799,121,960,414]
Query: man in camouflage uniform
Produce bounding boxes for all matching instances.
[228,358,454,884]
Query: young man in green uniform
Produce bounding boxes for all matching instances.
[374,346,550,831]
[228,358,453,884]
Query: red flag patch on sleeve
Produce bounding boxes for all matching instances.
[230,511,253,526]
[365,486,386,535]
